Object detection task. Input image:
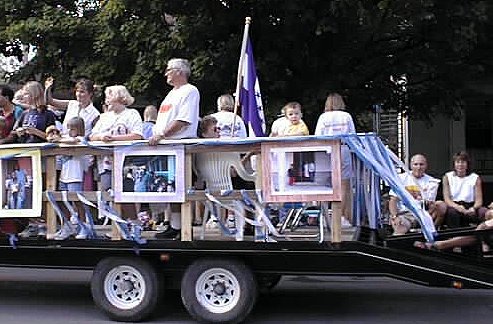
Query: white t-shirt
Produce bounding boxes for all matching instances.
[91,108,143,138]
[91,108,143,173]
[154,83,200,139]
[62,100,100,137]
[314,110,356,136]
[445,171,479,203]
[390,172,440,213]
[60,154,88,183]
[270,117,289,136]
[315,110,356,179]
[210,111,247,138]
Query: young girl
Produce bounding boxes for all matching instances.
[51,117,91,240]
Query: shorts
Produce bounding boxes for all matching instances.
[391,211,418,235]
[59,181,83,192]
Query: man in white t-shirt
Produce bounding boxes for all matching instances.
[389,154,441,235]
[150,58,200,239]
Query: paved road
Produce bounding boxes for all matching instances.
[0,268,492,323]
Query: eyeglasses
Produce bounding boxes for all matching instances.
[164,67,179,74]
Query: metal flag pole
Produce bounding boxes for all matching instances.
[232,17,252,137]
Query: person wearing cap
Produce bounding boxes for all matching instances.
[210,94,247,138]
[149,58,200,239]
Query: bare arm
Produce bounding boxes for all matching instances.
[92,133,143,142]
[442,175,467,213]
[473,177,483,209]
[388,196,400,218]
[149,120,189,145]
[44,77,70,110]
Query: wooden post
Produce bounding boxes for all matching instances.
[110,204,122,240]
[181,153,193,241]
[331,201,342,243]
[45,156,57,239]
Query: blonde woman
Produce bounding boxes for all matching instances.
[90,85,143,191]
[315,93,356,226]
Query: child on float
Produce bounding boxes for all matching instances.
[270,101,309,137]
[49,117,92,240]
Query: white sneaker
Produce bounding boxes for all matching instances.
[206,217,219,229]
[70,214,79,225]
[53,223,76,240]
[75,223,90,239]
[341,217,353,228]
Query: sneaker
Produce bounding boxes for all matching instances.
[341,217,353,228]
[53,223,76,240]
[37,224,47,237]
[227,216,236,229]
[18,224,38,238]
[155,227,180,239]
[70,214,79,225]
[75,223,90,240]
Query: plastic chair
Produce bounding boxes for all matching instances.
[195,152,256,240]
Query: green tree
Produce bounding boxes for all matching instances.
[1,0,491,129]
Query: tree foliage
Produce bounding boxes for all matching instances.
[1,0,492,129]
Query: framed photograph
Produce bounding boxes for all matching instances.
[261,139,342,203]
[113,145,185,203]
[0,149,42,218]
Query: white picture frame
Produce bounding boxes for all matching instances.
[113,145,185,203]
[0,149,42,218]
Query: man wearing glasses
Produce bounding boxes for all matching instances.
[149,58,200,239]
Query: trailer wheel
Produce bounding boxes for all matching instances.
[91,257,160,322]
[181,259,257,323]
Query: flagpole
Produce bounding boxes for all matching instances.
[232,17,251,137]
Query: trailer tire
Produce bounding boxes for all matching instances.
[91,257,160,322]
[181,259,257,323]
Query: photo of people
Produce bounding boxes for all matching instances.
[114,146,185,203]
[269,147,334,194]
[121,155,176,193]
[2,157,34,210]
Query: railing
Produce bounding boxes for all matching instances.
[0,136,344,243]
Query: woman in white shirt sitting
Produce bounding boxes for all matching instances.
[442,151,493,228]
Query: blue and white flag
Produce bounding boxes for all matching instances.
[239,38,266,137]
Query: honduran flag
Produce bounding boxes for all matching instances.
[239,38,266,137]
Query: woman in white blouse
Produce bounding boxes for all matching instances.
[442,151,493,228]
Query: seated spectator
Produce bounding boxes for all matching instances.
[389,154,442,235]
[440,151,493,228]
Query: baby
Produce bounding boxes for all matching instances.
[271,101,309,136]
[45,125,62,142]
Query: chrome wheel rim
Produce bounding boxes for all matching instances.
[104,265,146,310]
[195,268,241,313]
